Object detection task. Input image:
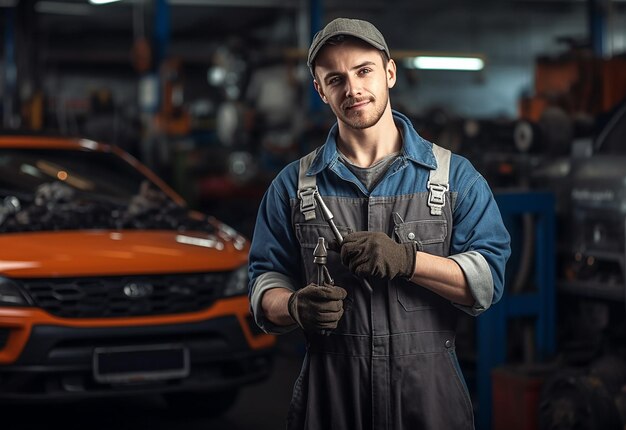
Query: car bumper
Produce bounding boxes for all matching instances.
[0,296,275,400]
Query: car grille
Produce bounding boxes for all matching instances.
[20,272,229,318]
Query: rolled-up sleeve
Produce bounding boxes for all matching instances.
[250,271,298,334]
[248,174,302,332]
[449,161,511,316]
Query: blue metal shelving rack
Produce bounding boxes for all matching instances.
[475,191,556,430]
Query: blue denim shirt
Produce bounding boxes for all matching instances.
[248,110,510,329]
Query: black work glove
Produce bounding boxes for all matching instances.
[340,231,417,280]
[288,283,347,332]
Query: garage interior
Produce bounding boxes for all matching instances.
[1,0,626,429]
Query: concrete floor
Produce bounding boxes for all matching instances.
[1,335,305,430]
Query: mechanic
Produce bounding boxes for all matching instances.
[248,17,511,430]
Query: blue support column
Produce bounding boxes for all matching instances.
[475,191,556,430]
[587,0,607,57]
[149,0,170,113]
[153,0,170,68]
[534,197,556,360]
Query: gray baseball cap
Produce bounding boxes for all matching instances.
[307,18,390,76]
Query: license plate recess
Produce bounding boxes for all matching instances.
[93,344,189,384]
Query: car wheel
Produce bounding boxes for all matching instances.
[163,389,239,419]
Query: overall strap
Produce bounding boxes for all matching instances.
[297,148,319,221]
[427,143,451,216]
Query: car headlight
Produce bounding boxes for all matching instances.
[0,277,31,306]
[223,265,248,297]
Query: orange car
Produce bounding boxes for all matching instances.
[0,135,275,415]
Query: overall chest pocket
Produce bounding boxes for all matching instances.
[394,219,448,255]
[394,219,448,312]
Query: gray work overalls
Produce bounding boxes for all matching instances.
[287,144,474,430]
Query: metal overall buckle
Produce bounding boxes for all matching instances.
[427,182,448,216]
[298,186,318,221]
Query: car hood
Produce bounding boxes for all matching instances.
[0,230,248,278]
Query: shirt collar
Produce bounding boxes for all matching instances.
[307,109,437,176]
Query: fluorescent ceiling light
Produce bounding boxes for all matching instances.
[405,56,485,71]
[89,0,122,3]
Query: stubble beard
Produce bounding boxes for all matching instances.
[333,92,389,130]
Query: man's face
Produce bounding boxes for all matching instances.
[313,39,396,130]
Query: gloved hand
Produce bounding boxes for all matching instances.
[288,283,347,332]
[340,231,417,280]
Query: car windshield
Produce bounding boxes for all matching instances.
[0,147,213,234]
[0,148,149,202]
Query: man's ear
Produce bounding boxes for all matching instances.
[314,80,328,104]
[387,59,397,89]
